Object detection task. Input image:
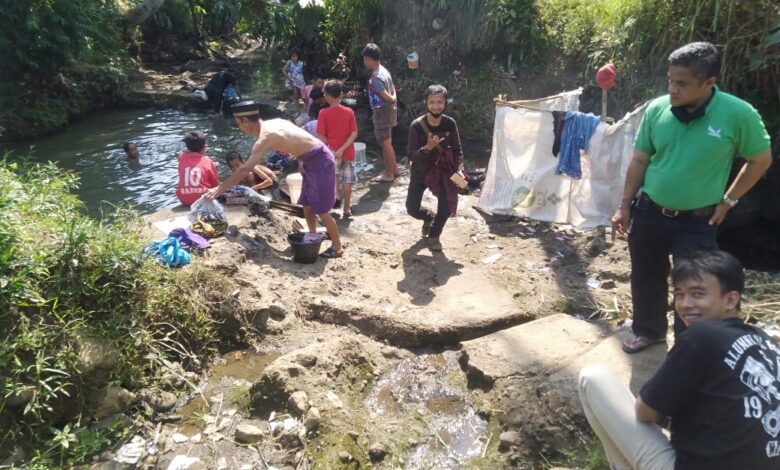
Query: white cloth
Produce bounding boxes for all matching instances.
[578,364,676,470]
[478,90,648,227]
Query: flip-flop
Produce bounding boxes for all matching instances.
[342,211,352,218]
[371,175,394,183]
[622,335,665,354]
[320,247,343,259]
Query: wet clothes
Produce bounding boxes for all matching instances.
[176,152,219,206]
[640,318,780,469]
[552,111,566,157]
[556,112,601,179]
[297,143,336,215]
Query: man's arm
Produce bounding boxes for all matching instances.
[205,136,272,200]
[635,396,663,423]
[611,149,651,240]
[709,149,772,225]
[378,89,396,104]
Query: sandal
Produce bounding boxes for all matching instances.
[342,211,352,218]
[371,174,394,183]
[622,335,666,354]
[320,247,344,259]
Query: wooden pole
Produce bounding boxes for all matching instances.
[600,88,607,122]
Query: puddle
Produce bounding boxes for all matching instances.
[364,351,487,469]
[176,350,279,435]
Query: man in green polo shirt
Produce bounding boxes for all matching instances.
[612,41,772,354]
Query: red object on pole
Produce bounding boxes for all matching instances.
[596,63,616,90]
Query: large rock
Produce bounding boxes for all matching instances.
[91,386,136,419]
[234,423,265,444]
[303,407,321,432]
[76,334,120,384]
[138,389,178,413]
[287,391,309,416]
[459,314,607,385]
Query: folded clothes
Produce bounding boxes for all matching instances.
[144,237,191,267]
[169,228,211,250]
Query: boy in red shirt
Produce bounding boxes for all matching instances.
[317,80,358,217]
[176,131,220,206]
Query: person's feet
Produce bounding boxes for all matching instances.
[622,335,665,354]
[421,219,432,237]
[371,173,395,183]
[320,246,343,258]
[428,237,442,251]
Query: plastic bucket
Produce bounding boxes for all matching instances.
[288,233,324,264]
[286,173,303,204]
[354,142,366,165]
[407,52,419,69]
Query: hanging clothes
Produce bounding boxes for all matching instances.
[556,112,601,179]
[552,111,566,157]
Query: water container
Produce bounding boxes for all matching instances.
[286,173,303,204]
[407,52,419,69]
[288,232,324,264]
[353,142,366,165]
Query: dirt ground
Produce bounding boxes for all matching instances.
[107,149,667,470]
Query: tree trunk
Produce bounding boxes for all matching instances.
[126,0,166,28]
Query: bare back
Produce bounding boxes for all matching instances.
[246,119,320,167]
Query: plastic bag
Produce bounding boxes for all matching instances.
[188,197,226,224]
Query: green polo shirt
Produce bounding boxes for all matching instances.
[635,88,770,210]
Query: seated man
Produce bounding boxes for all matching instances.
[579,250,780,469]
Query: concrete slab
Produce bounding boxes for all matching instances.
[144,204,251,238]
[550,329,668,396]
[459,314,608,385]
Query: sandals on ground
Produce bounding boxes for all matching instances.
[320,247,344,259]
[622,335,666,354]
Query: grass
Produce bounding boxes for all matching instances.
[0,157,246,468]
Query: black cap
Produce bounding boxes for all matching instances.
[231,100,260,117]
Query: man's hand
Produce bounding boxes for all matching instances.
[203,186,221,201]
[335,148,344,159]
[708,202,731,226]
[611,203,631,241]
[426,134,443,151]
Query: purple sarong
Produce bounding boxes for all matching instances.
[297,143,336,215]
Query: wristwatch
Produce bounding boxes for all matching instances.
[722,195,738,207]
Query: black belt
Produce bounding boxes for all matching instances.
[641,194,715,218]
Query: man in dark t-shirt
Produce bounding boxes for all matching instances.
[579,250,780,469]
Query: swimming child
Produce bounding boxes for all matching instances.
[225,150,278,192]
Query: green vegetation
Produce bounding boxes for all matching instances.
[0,158,241,467]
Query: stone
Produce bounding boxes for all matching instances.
[92,386,136,419]
[234,424,264,444]
[76,334,119,383]
[294,353,317,368]
[6,387,34,408]
[368,442,386,462]
[279,430,303,449]
[600,280,617,290]
[347,431,359,441]
[139,389,178,413]
[338,451,352,463]
[459,314,607,385]
[303,407,321,432]
[499,431,521,451]
[287,391,309,416]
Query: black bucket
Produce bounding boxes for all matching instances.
[287,233,324,264]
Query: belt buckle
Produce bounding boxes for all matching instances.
[661,207,679,218]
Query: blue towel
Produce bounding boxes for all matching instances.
[556,112,601,179]
[144,237,191,267]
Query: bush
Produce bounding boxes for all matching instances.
[0,158,238,467]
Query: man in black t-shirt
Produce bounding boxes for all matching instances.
[579,250,780,469]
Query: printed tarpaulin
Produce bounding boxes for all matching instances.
[478,90,647,228]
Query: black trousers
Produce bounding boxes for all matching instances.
[204,84,223,112]
[628,194,718,340]
[406,175,450,238]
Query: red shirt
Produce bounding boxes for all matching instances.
[317,104,358,160]
[176,151,219,206]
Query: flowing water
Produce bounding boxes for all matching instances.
[3,51,279,217]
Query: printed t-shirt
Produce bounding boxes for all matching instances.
[317,104,358,160]
[635,87,770,210]
[640,318,780,470]
[176,152,219,206]
[368,64,394,110]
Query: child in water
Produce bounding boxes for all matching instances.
[225,151,278,192]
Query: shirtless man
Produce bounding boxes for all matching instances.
[204,100,343,258]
